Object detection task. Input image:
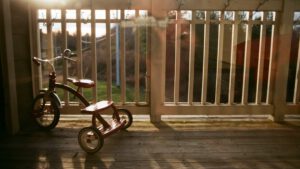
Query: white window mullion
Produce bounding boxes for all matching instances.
[188,11,196,105]
[201,11,210,105]
[242,12,253,105]
[255,12,267,104]
[228,12,238,105]
[215,11,224,105]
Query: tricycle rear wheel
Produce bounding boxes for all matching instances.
[31,93,60,130]
[115,109,133,130]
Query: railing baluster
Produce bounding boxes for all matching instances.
[161,14,166,104]
[120,10,126,104]
[46,9,53,60]
[61,9,69,105]
[134,10,140,103]
[146,12,151,104]
[188,11,196,105]
[202,11,210,105]
[174,11,181,104]
[242,12,253,105]
[76,9,83,91]
[215,11,224,105]
[266,12,278,104]
[228,11,238,105]
[91,8,97,103]
[256,12,267,104]
[294,33,300,104]
[106,10,112,101]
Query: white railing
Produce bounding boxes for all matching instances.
[30,0,300,121]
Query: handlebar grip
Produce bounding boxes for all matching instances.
[32,57,41,66]
[70,53,77,57]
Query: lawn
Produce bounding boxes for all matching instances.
[55,81,145,103]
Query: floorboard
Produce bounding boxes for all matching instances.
[1,118,300,169]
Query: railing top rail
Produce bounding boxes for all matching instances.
[31,0,283,12]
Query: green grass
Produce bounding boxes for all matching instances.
[55,81,145,103]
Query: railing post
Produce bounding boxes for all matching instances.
[272,0,294,122]
[150,0,167,122]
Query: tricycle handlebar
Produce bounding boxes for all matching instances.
[32,49,77,72]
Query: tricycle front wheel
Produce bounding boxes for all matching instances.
[78,127,104,154]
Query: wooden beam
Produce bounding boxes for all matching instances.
[150,1,167,122]
[1,0,19,134]
[272,0,294,122]
[161,104,274,115]
[152,0,282,11]
[31,0,282,11]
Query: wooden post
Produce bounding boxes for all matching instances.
[272,0,295,122]
[150,0,168,122]
[1,0,19,134]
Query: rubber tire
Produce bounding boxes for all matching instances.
[91,109,133,130]
[115,109,133,130]
[32,93,60,130]
[78,127,104,154]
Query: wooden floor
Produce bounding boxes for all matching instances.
[1,117,300,169]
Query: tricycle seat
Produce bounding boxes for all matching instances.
[81,100,113,114]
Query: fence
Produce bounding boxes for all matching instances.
[30,0,300,121]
